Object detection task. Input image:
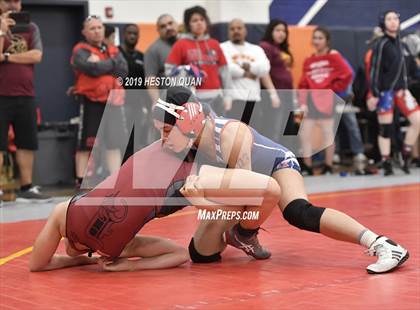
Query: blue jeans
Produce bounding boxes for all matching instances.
[336,112,364,155]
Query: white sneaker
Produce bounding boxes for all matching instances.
[366,236,409,274]
[354,153,367,162]
[333,154,341,164]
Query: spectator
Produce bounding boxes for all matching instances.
[259,20,295,144]
[402,28,420,61]
[402,28,420,102]
[298,27,353,175]
[119,24,149,162]
[367,10,420,175]
[402,29,420,167]
[144,14,179,104]
[334,58,367,171]
[71,15,128,187]
[165,5,232,116]
[221,19,278,125]
[0,0,51,202]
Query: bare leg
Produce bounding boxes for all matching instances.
[377,113,393,157]
[190,165,280,260]
[106,149,122,174]
[413,139,419,159]
[405,110,420,146]
[273,168,367,243]
[16,149,34,186]
[75,151,89,178]
[272,168,409,273]
[193,219,231,256]
[300,118,316,167]
[319,118,335,167]
[0,151,3,174]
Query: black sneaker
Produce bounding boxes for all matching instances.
[383,159,394,176]
[300,162,313,176]
[401,153,411,174]
[16,186,52,203]
[402,159,411,174]
[320,165,334,175]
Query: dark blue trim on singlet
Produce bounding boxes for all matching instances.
[213,117,301,176]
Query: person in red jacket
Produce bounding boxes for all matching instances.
[298,27,353,174]
[71,16,128,187]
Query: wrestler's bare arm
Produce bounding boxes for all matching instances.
[220,122,253,170]
[98,235,189,272]
[29,202,96,272]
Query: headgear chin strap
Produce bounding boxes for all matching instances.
[155,98,186,120]
[155,98,206,137]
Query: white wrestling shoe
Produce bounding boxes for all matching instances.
[366,236,409,274]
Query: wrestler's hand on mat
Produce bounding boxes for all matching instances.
[99,257,133,272]
[367,96,379,111]
[80,255,99,265]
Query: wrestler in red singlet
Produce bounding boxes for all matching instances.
[66,141,195,259]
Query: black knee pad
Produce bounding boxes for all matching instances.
[379,124,392,138]
[188,238,221,263]
[283,199,326,233]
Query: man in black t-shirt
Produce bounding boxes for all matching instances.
[0,0,51,202]
[119,24,150,162]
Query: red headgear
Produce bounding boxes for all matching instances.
[155,98,206,136]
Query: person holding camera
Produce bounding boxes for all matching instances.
[0,0,51,202]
